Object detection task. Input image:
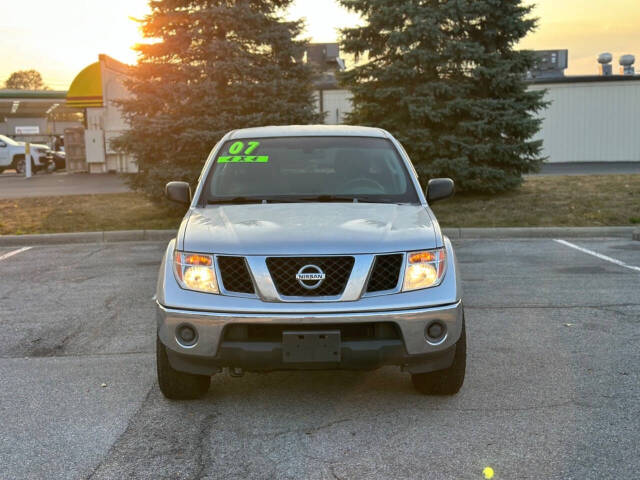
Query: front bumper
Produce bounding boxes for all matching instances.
[157,300,463,374]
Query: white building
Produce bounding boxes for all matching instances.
[66,54,137,173]
[314,75,640,164]
[530,75,640,162]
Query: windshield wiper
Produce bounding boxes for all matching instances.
[295,195,395,204]
[208,196,264,205]
[208,195,398,205]
[209,195,357,204]
[208,196,302,205]
[296,195,360,203]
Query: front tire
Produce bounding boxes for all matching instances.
[13,155,35,175]
[411,318,466,395]
[157,336,210,400]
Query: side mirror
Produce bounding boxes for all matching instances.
[165,181,191,205]
[426,178,454,204]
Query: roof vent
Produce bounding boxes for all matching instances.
[598,52,613,76]
[619,54,635,75]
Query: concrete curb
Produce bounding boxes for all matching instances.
[442,226,636,239]
[0,229,177,247]
[0,226,637,247]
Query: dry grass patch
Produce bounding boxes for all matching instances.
[431,174,640,228]
[0,193,183,235]
[0,175,638,235]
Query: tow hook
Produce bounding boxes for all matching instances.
[228,367,244,377]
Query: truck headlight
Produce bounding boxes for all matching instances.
[402,249,446,291]
[173,251,219,294]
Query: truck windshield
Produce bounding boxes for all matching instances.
[205,136,420,204]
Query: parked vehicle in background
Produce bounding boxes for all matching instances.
[156,125,465,400]
[50,149,66,170]
[0,134,52,174]
[53,134,64,152]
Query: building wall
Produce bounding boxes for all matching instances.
[317,81,640,163]
[316,89,353,125]
[48,121,82,136]
[530,80,640,162]
[0,117,47,136]
[73,55,137,173]
[101,55,137,173]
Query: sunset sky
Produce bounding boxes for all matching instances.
[1,0,639,90]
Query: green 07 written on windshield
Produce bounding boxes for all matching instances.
[217,141,269,163]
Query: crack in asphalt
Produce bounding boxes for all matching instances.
[251,418,352,439]
[165,416,354,479]
[330,465,347,480]
[591,305,640,320]
[193,414,217,480]
[85,386,225,480]
[25,324,83,357]
[86,384,156,480]
[80,246,106,261]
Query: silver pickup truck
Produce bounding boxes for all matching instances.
[156,125,465,399]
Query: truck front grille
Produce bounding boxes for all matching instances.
[366,254,403,292]
[266,256,355,297]
[217,256,255,294]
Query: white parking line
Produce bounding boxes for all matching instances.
[554,239,640,273]
[0,246,32,262]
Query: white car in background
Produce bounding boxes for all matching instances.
[0,134,52,174]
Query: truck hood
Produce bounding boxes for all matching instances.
[182,203,440,255]
[15,142,49,150]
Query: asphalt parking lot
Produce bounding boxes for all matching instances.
[0,238,638,479]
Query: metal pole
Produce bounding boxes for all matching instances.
[25,142,32,178]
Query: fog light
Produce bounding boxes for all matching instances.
[426,322,446,341]
[177,324,197,346]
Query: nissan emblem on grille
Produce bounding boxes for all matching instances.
[295,265,326,289]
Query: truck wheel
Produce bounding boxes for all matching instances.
[411,318,466,395]
[13,156,35,175]
[156,336,210,400]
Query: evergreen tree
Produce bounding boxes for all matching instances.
[115,0,322,198]
[339,0,548,193]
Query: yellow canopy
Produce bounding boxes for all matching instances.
[66,62,103,108]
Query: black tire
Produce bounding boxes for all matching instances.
[13,155,35,175]
[411,318,466,395]
[157,336,210,400]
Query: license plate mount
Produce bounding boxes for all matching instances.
[282,330,341,363]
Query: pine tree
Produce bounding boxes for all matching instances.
[338,0,548,193]
[115,0,322,198]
